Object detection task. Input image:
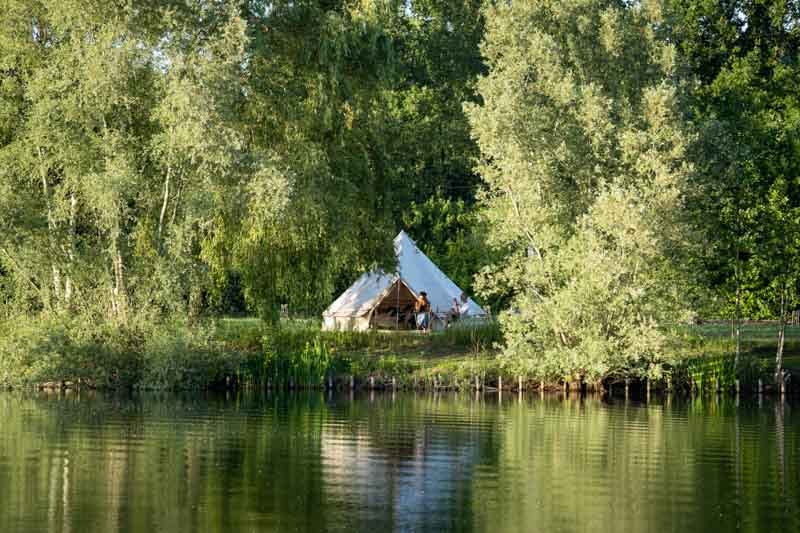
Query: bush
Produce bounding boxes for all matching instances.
[139,321,243,390]
[0,314,145,388]
[0,315,248,390]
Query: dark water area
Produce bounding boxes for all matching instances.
[0,390,797,533]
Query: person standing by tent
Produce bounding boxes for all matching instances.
[446,292,470,326]
[415,291,431,331]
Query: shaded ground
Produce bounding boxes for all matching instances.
[686,322,800,371]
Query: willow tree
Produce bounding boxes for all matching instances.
[468,0,693,385]
[214,0,401,320]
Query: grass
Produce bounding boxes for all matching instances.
[4,313,795,391]
[671,321,799,390]
[210,316,504,390]
[688,322,800,345]
[215,316,501,359]
[680,322,800,369]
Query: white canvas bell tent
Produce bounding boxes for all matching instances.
[322,231,486,331]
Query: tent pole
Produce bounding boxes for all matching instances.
[396,278,400,330]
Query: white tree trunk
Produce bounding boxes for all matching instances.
[775,282,786,386]
[38,146,67,311]
[63,193,77,304]
[110,243,127,322]
[158,167,171,244]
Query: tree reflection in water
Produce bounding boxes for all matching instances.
[0,391,797,532]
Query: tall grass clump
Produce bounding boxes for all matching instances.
[678,353,770,391]
[434,320,503,352]
[261,327,333,387]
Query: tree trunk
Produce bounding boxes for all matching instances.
[51,264,62,304]
[63,192,77,305]
[775,281,786,386]
[38,147,63,311]
[170,181,182,226]
[111,243,127,323]
[734,249,741,368]
[158,166,171,246]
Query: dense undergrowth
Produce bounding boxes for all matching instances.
[0,315,503,390]
[0,315,792,393]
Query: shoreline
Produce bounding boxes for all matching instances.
[2,318,796,395]
[20,365,797,397]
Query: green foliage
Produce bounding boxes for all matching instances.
[402,193,498,304]
[0,315,245,391]
[139,322,244,390]
[667,0,800,320]
[467,0,693,383]
[0,314,142,388]
[377,0,485,209]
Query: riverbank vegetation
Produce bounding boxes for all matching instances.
[1,314,792,393]
[0,315,504,390]
[1,0,798,392]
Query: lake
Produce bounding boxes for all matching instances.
[0,390,797,532]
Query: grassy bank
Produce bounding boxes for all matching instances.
[679,322,800,369]
[1,315,796,393]
[0,315,503,391]
[223,319,798,393]
[219,317,505,390]
[672,322,799,392]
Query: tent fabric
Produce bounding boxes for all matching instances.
[322,315,372,332]
[322,231,486,331]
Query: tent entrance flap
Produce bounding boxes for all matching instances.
[370,279,418,329]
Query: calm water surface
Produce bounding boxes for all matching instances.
[0,390,797,533]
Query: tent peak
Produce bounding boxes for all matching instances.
[394,230,417,245]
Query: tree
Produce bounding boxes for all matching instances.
[0,1,404,322]
[665,0,800,383]
[467,0,693,385]
[0,0,164,320]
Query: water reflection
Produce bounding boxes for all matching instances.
[0,391,797,532]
